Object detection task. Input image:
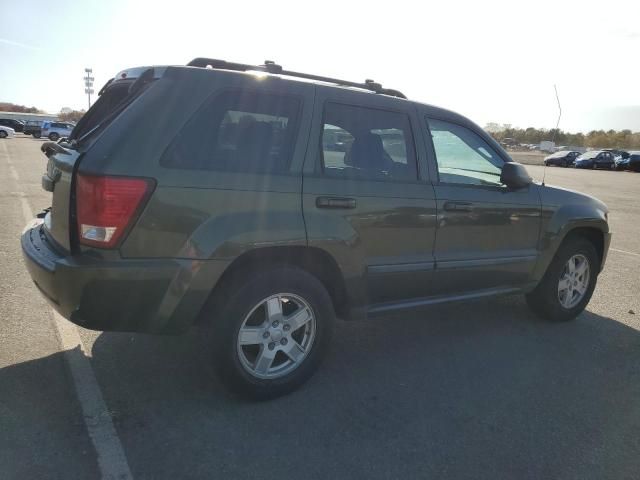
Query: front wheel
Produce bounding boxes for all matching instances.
[526,236,599,321]
[33,132,41,138]
[48,132,60,141]
[208,266,335,399]
[0,131,7,139]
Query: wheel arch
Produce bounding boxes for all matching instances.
[532,218,609,285]
[198,245,350,324]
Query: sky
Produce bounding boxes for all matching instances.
[1,0,639,133]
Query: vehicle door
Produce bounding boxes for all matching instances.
[420,114,542,294]
[302,89,437,306]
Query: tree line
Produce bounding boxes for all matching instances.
[1,102,85,122]
[0,102,43,114]
[486,124,640,150]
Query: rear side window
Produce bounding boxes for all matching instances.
[162,92,300,173]
[320,103,417,181]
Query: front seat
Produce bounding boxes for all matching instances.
[345,133,392,175]
[235,122,274,172]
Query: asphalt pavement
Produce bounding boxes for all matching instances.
[1,136,639,479]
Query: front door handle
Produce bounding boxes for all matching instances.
[316,196,357,209]
[443,201,473,212]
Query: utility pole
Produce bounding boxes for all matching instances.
[84,68,94,109]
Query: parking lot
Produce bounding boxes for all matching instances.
[1,136,640,479]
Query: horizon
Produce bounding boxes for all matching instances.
[1,0,639,133]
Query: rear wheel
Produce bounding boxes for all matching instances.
[48,132,60,141]
[526,236,599,321]
[0,131,7,139]
[208,266,335,399]
[33,132,41,138]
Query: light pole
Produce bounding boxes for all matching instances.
[84,68,94,109]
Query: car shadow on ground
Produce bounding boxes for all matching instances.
[2,295,640,479]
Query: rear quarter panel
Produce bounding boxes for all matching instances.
[78,68,316,260]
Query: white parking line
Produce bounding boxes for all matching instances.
[610,248,640,258]
[1,141,133,480]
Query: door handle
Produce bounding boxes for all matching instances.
[443,201,473,212]
[316,196,357,209]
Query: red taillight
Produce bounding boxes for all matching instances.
[76,174,153,248]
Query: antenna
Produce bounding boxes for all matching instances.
[542,84,562,186]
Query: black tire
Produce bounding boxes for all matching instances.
[48,132,59,141]
[0,131,7,139]
[207,266,335,400]
[33,132,41,138]
[526,235,599,321]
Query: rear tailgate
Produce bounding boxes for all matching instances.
[41,142,82,251]
[39,66,165,251]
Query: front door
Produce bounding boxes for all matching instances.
[302,90,437,307]
[423,116,542,294]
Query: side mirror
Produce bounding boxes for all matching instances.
[500,162,532,189]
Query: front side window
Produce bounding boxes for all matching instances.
[428,118,504,187]
[162,92,300,173]
[321,103,417,181]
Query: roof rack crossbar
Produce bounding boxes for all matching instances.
[186,58,407,99]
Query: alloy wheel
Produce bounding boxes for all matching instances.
[236,293,316,380]
[557,254,590,309]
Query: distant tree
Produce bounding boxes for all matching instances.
[0,102,44,113]
[484,124,640,149]
[58,108,86,123]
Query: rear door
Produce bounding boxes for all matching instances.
[421,114,542,294]
[303,88,437,306]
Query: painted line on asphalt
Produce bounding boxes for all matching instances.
[610,248,640,258]
[2,140,134,480]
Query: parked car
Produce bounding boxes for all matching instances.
[603,149,629,160]
[544,150,581,167]
[0,118,24,132]
[628,151,640,172]
[23,120,43,137]
[615,155,630,171]
[41,121,74,141]
[22,58,611,399]
[574,150,616,169]
[0,125,16,138]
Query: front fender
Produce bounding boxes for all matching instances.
[532,201,609,283]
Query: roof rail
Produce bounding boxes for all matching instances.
[186,58,407,99]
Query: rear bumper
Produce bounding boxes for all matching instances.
[21,223,226,334]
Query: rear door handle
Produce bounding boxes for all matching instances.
[316,196,357,209]
[443,201,473,212]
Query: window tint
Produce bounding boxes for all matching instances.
[321,103,417,181]
[428,118,504,187]
[162,92,300,173]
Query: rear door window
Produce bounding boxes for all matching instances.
[161,91,300,174]
[320,103,417,181]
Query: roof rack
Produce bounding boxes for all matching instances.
[186,58,407,99]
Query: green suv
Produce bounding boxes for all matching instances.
[22,58,611,398]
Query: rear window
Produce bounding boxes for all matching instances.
[161,91,300,174]
[70,80,141,142]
